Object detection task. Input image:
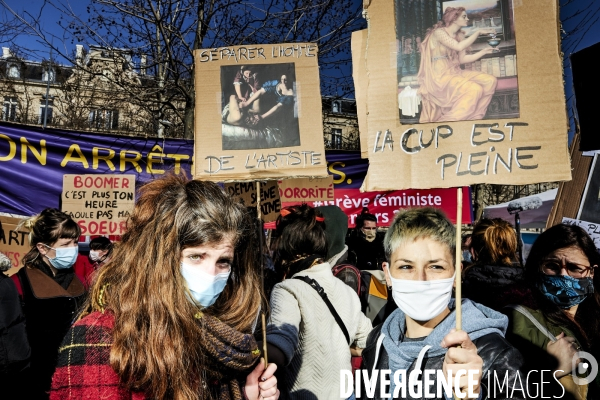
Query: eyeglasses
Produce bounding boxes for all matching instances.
[540,258,597,278]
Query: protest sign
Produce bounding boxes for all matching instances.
[193,43,328,181]
[577,153,600,224]
[224,181,281,223]
[61,174,136,235]
[562,217,600,251]
[351,29,369,159]
[0,215,30,274]
[270,151,473,228]
[0,121,193,217]
[278,176,334,202]
[356,0,571,190]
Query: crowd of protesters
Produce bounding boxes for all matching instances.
[1,175,599,400]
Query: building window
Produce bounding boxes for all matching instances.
[2,97,17,121]
[89,109,119,130]
[39,100,54,124]
[331,128,342,149]
[332,100,341,113]
[101,69,113,80]
[42,68,55,82]
[7,64,19,78]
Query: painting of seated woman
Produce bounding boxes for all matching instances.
[396,0,519,125]
[221,63,300,150]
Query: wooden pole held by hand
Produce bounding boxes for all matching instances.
[256,181,268,368]
[455,187,462,331]
[453,187,463,400]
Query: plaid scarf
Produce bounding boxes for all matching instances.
[51,311,260,400]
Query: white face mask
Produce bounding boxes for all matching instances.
[89,250,101,262]
[180,262,231,308]
[388,273,455,321]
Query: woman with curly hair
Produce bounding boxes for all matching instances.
[50,174,279,400]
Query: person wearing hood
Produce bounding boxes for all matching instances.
[360,208,524,400]
[462,218,524,311]
[346,208,385,271]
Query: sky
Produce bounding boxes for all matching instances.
[2,0,600,141]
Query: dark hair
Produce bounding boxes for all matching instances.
[356,207,377,230]
[21,208,81,266]
[470,218,517,266]
[524,224,600,349]
[271,204,327,277]
[89,236,113,251]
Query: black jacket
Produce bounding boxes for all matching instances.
[346,232,385,271]
[359,324,525,400]
[462,263,525,311]
[18,264,86,399]
[0,273,30,374]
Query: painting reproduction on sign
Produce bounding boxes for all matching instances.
[396,0,519,124]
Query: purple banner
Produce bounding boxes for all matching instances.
[0,121,194,216]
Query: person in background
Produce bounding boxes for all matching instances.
[50,174,279,400]
[17,208,86,399]
[73,236,115,290]
[0,251,30,397]
[506,224,600,400]
[462,218,524,310]
[461,233,473,270]
[88,236,113,269]
[266,204,372,399]
[360,208,524,400]
[346,207,385,270]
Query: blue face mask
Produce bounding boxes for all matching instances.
[180,262,230,308]
[44,244,79,270]
[462,250,473,263]
[538,274,594,309]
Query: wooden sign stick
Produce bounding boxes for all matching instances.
[455,187,463,331]
[453,187,463,400]
[256,181,268,368]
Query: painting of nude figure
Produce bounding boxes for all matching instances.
[220,63,300,150]
[395,0,519,125]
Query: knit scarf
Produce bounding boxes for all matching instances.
[199,313,261,400]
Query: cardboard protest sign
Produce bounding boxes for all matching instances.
[577,153,600,224]
[278,176,334,202]
[61,174,135,236]
[563,217,600,252]
[356,0,571,190]
[224,181,281,223]
[351,29,369,159]
[265,151,473,228]
[0,215,30,274]
[194,43,328,181]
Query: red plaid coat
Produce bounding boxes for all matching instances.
[50,311,145,400]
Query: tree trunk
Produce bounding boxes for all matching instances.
[183,97,195,140]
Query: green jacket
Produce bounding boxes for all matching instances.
[506,305,586,400]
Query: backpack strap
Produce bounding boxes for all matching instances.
[505,304,558,342]
[293,275,351,345]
